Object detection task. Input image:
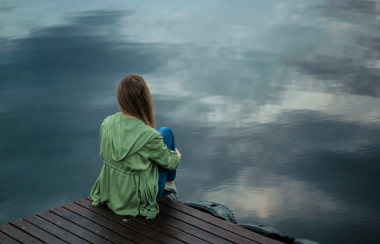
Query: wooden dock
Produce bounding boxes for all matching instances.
[0,196,283,244]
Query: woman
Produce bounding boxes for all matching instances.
[90,74,181,219]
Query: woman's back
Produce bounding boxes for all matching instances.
[90,112,179,219]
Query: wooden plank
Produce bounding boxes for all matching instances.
[86,196,280,244]
[10,219,65,244]
[0,231,20,244]
[154,211,233,244]
[24,215,90,244]
[77,198,185,244]
[77,199,185,244]
[134,215,210,244]
[0,224,43,244]
[84,197,232,244]
[38,210,114,244]
[158,203,258,244]
[51,207,135,244]
[63,202,160,244]
[1,196,286,244]
[159,197,283,244]
[84,197,250,244]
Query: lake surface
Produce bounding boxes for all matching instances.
[1,0,380,243]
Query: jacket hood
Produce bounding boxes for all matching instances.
[100,112,159,161]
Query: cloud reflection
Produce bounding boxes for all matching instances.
[315,0,380,17]
[1,2,380,243]
[286,55,380,97]
[0,9,179,223]
[171,109,380,243]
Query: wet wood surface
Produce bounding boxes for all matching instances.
[0,197,284,244]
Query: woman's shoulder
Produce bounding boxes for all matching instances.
[101,112,160,137]
[102,112,119,122]
[138,122,161,140]
[101,112,131,125]
[100,113,118,129]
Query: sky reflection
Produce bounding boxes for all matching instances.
[1,1,380,243]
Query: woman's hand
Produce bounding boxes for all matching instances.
[175,148,182,160]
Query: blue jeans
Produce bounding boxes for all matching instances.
[156,127,177,199]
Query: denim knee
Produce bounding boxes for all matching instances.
[157,127,173,138]
[157,127,175,151]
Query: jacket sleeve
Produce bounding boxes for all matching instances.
[146,136,180,171]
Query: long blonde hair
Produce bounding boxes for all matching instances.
[117,74,156,128]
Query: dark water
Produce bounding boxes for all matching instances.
[1,0,380,243]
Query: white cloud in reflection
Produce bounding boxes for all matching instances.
[149,78,380,127]
[204,167,341,222]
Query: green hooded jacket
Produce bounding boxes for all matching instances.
[90,112,180,219]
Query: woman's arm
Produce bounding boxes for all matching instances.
[146,137,180,171]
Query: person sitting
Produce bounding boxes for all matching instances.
[90,74,181,219]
